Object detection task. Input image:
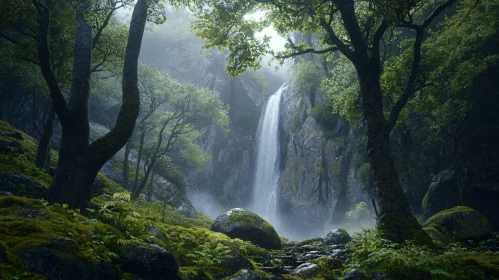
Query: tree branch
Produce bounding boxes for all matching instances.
[387,0,458,130]
[32,0,70,126]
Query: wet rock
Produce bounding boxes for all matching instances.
[0,242,7,264]
[422,170,460,221]
[343,269,368,280]
[480,239,499,252]
[293,262,320,278]
[212,208,281,249]
[0,139,23,154]
[227,269,268,280]
[424,206,493,241]
[323,228,351,245]
[118,243,180,280]
[19,238,119,280]
[0,171,48,199]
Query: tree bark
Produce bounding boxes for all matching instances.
[35,0,148,209]
[357,69,431,244]
[123,140,132,190]
[35,103,55,170]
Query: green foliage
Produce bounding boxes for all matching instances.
[98,192,146,236]
[0,121,53,186]
[292,60,324,97]
[347,229,499,280]
[346,202,370,227]
[321,55,361,124]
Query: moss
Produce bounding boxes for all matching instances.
[421,190,429,213]
[0,121,53,186]
[425,206,492,241]
[422,226,449,245]
[0,196,128,274]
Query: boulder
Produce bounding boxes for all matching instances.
[293,262,320,278]
[118,243,180,280]
[0,139,23,154]
[19,237,120,280]
[423,226,450,245]
[422,170,460,221]
[424,206,493,241]
[0,171,48,199]
[343,269,368,280]
[211,208,281,249]
[227,269,268,280]
[323,228,351,245]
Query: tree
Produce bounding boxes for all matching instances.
[30,0,153,210]
[190,0,465,243]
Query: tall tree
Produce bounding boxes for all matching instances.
[32,0,150,209]
[190,0,462,243]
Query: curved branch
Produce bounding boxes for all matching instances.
[32,0,69,126]
[89,0,148,169]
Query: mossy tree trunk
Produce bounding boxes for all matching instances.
[320,0,456,243]
[33,0,148,209]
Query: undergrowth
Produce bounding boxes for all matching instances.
[346,229,499,280]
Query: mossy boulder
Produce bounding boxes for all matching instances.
[422,170,460,221]
[118,243,180,280]
[323,228,351,245]
[423,226,450,245]
[0,171,48,199]
[211,208,281,249]
[19,237,120,280]
[424,206,493,241]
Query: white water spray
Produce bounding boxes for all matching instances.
[252,84,286,226]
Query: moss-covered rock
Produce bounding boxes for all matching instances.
[118,243,180,280]
[212,208,281,249]
[422,170,460,221]
[323,228,351,245]
[0,171,48,199]
[423,226,450,245]
[424,206,493,241]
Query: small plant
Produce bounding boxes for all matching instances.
[346,201,370,228]
[98,192,145,235]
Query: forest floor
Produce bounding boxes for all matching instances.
[0,120,498,280]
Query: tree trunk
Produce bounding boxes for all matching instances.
[358,70,431,244]
[123,140,132,190]
[35,103,55,170]
[36,0,148,210]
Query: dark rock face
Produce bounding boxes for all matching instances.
[277,88,366,239]
[19,238,120,280]
[423,170,460,221]
[0,171,48,199]
[187,74,269,214]
[424,206,493,241]
[0,139,23,154]
[323,229,352,246]
[212,208,281,249]
[118,243,181,280]
[0,242,7,264]
[227,269,268,280]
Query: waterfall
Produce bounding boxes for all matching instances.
[252,84,286,225]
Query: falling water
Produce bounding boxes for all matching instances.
[252,84,286,226]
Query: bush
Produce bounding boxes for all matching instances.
[346,229,499,280]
